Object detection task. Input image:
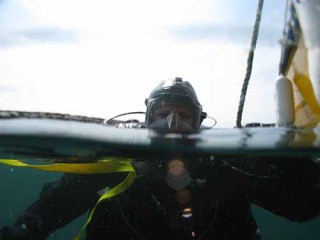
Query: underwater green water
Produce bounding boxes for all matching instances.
[1,165,320,240]
[0,120,320,239]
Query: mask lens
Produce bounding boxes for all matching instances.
[153,107,193,124]
[146,99,202,132]
[150,109,195,133]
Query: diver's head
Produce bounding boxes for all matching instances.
[145,77,206,133]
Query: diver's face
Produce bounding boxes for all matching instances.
[152,105,194,126]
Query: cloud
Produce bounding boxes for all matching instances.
[0,0,77,47]
[169,24,282,47]
[16,0,218,29]
[0,28,77,47]
[0,85,16,92]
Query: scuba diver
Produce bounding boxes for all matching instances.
[1,77,320,240]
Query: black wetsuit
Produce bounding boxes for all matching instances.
[2,156,320,240]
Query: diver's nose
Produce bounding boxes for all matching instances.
[166,112,181,130]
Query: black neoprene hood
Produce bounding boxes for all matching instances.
[145,77,204,130]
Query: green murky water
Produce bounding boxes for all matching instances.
[1,119,320,239]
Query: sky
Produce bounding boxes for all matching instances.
[0,0,287,128]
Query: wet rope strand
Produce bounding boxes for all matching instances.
[236,0,264,128]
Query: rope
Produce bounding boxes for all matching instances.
[0,158,137,240]
[236,0,264,128]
